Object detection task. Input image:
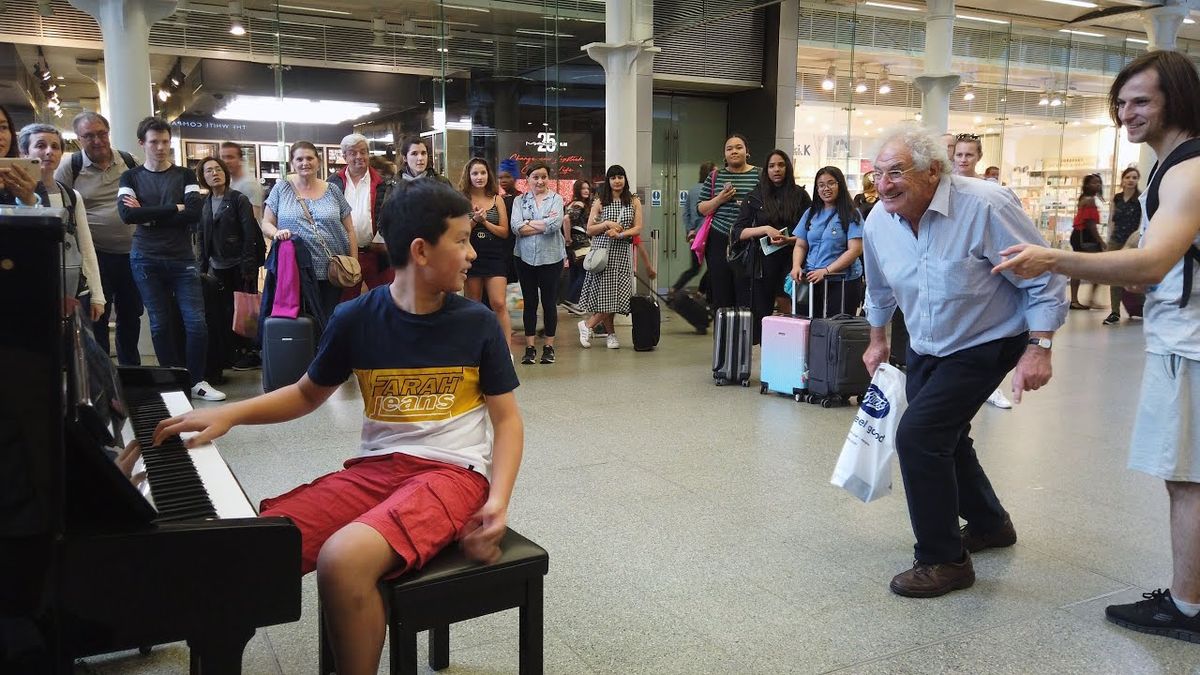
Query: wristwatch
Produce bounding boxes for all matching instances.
[1028,337,1053,350]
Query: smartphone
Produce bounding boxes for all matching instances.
[723,182,733,191]
[0,157,41,175]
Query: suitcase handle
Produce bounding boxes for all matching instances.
[806,272,848,318]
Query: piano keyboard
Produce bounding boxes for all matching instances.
[124,391,257,522]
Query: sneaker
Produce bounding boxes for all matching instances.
[577,320,592,348]
[961,514,1017,553]
[889,555,975,598]
[520,347,537,364]
[1103,312,1121,326]
[606,334,620,349]
[1106,589,1200,644]
[1130,314,1143,321]
[232,352,261,371]
[191,380,226,402]
[540,345,556,364]
[986,388,1013,409]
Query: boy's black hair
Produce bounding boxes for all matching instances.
[136,116,171,141]
[381,178,472,268]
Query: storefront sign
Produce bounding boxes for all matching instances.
[497,131,591,200]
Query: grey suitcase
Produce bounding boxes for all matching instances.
[712,307,752,386]
[261,316,315,392]
[804,276,871,407]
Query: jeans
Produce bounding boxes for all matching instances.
[516,259,561,337]
[566,259,585,304]
[130,254,208,386]
[94,251,143,365]
[896,333,1026,563]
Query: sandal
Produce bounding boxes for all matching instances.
[1069,301,1090,310]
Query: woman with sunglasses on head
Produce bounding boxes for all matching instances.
[790,166,863,319]
[731,150,810,342]
[196,156,261,373]
[458,157,513,345]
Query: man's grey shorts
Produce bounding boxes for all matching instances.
[1129,353,1200,482]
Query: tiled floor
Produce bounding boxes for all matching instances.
[79,308,1200,674]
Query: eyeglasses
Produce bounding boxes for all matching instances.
[955,133,980,141]
[79,131,110,142]
[869,166,920,183]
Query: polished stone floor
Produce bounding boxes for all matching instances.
[79,306,1200,674]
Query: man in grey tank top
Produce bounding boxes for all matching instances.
[996,49,1200,644]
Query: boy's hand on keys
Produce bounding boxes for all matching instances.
[461,498,507,564]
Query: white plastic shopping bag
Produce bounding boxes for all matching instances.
[830,363,908,502]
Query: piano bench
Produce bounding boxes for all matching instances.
[318,527,549,675]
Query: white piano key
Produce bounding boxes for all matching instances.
[160,391,257,520]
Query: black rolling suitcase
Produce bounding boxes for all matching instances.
[261,316,315,392]
[630,295,661,351]
[805,276,871,407]
[669,290,710,334]
[712,307,752,386]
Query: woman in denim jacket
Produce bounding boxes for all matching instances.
[511,162,566,365]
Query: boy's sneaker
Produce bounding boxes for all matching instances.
[191,380,227,402]
[577,320,592,348]
[606,334,620,349]
[521,347,537,364]
[1103,313,1121,326]
[232,352,261,371]
[540,345,556,364]
[1106,589,1200,644]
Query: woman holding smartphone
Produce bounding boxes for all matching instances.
[696,134,759,309]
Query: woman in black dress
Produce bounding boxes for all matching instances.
[459,157,512,344]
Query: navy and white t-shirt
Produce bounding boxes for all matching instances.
[308,287,520,477]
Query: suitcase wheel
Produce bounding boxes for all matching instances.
[806,394,820,405]
[740,379,750,387]
[715,377,727,387]
[793,392,803,403]
[760,382,769,394]
[820,398,835,409]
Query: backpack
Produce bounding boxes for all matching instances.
[1144,138,1200,308]
[70,149,137,181]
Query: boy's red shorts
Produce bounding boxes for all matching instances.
[260,452,489,576]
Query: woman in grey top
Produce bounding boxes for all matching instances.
[262,141,356,319]
[510,162,565,365]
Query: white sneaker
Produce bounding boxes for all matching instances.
[606,334,620,349]
[577,320,592,348]
[986,388,1013,409]
[191,380,227,402]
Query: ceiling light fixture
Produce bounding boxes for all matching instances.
[1059,28,1105,37]
[963,85,975,101]
[955,14,1009,25]
[276,3,352,15]
[1126,37,1149,44]
[1039,0,1097,8]
[878,66,892,95]
[862,1,921,10]
[854,67,868,94]
[228,1,245,36]
[214,95,380,125]
[158,88,170,102]
[821,64,836,91]
[1038,91,1050,106]
[1050,94,1063,107]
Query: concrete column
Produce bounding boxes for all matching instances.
[583,0,659,192]
[67,0,176,154]
[913,0,959,134]
[774,0,799,155]
[1137,4,1192,183]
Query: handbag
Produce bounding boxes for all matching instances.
[232,290,260,339]
[583,245,608,273]
[297,191,362,288]
[689,170,719,263]
[830,363,908,502]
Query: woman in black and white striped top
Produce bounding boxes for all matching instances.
[697,134,759,310]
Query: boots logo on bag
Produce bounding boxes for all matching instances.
[860,384,891,419]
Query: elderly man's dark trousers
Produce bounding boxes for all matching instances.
[898,332,1027,564]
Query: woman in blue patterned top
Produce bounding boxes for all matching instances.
[262,141,356,320]
[510,162,565,365]
[790,165,864,318]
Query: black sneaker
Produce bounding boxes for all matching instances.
[232,352,262,371]
[540,345,556,364]
[1106,589,1200,644]
[521,347,537,365]
[1103,313,1120,326]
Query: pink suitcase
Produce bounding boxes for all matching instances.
[759,283,811,400]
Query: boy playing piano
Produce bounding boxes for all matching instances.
[153,179,523,675]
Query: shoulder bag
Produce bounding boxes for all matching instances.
[689,170,719,263]
[296,189,362,288]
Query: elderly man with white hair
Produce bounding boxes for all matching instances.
[328,132,396,296]
[861,123,1068,598]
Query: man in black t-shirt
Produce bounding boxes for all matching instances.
[117,117,222,401]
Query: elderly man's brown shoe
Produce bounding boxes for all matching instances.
[889,555,975,598]
[961,515,1017,553]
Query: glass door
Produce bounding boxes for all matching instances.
[649,95,728,295]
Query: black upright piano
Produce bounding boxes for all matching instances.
[0,206,302,673]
